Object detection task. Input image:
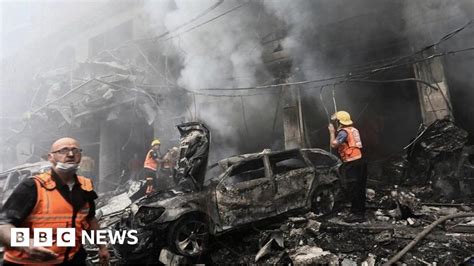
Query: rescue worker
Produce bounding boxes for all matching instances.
[328,111,367,223]
[0,137,110,265]
[143,139,162,194]
[161,147,179,187]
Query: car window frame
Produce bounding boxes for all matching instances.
[267,150,310,176]
[217,155,274,187]
[223,157,269,186]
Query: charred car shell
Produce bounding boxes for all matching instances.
[0,161,52,206]
[109,143,342,260]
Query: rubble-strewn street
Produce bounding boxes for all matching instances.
[1,0,474,265]
[91,181,474,265]
[87,119,474,265]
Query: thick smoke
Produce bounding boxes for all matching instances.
[400,0,474,143]
[146,0,277,160]
[263,0,474,154]
[142,0,474,161]
[2,0,473,171]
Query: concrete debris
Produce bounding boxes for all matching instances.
[341,258,358,266]
[86,120,474,265]
[404,119,473,200]
[288,216,308,225]
[361,253,376,266]
[159,248,191,265]
[366,188,376,201]
[304,219,322,237]
[289,245,338,265]
[374,231,392,245]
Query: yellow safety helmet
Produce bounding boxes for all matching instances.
[151,139,161,146]
[331,111,353,126]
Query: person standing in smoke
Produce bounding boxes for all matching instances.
[328,111,367,223]
[143,139,162,194]
[161,147,179,187]
[0,137,109,265]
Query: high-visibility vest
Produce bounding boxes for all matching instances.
[4,172,93,265]
[144,149,158,171]
[337,126,363,162]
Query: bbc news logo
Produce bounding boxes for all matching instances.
[11,228,138,247]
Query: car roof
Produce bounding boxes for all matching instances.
[217,149,303,170]
[0,161,52,177]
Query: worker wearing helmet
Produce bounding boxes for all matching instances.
[328,111,367,223]
[143,139,162,194]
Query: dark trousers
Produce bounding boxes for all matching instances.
[142,168,158,194]
[343,159,368,214]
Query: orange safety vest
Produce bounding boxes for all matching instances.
[337,126,363,163]
[144,149,159,171]
[4,172,93,265]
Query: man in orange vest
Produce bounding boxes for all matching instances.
[0,137,110,265]
[328,111,367,223]
[143,139,162,194]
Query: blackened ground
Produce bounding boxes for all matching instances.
[205,208,474,265]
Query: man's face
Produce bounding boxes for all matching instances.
[48,138,82,167]
[152,144,160,151]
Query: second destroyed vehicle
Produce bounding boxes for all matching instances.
[104,122,342,261]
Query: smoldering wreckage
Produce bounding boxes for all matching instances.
[2,47,474,266]
[0,1,474,265]
[3,120,474,265]
[91,119,474,265]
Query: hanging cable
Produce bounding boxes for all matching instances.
[198,46,474,93]
[319,85,332,152]
[345,78,441,91]
[319,85,330,124]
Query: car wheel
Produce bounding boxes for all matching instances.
[167,214,210,257]
[311,185,336,215]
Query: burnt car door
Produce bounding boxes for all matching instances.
[215,157,276,229]
[269,150,315,214]
[301,148,341,186]
[175,122,210,191]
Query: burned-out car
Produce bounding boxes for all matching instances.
[0,161,51,206]
[107,130,342,261]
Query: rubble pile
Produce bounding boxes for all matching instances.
[205,178,474,265]
[383,119,474,202]
[207,204,474,265]
[86,119,474,265]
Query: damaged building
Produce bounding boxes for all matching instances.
[1,0,474,265]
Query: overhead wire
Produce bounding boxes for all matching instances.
[319,85,331,124]
[137,0,224,43]
[319,85,332,152]
[367,18,474,76]
[134,1,248,45]
[344,78,442,91]
[162,2,249,42]
[195,46,473,94]
[195,17,474,93]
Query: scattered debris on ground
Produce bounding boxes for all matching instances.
[89,119,474,265]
